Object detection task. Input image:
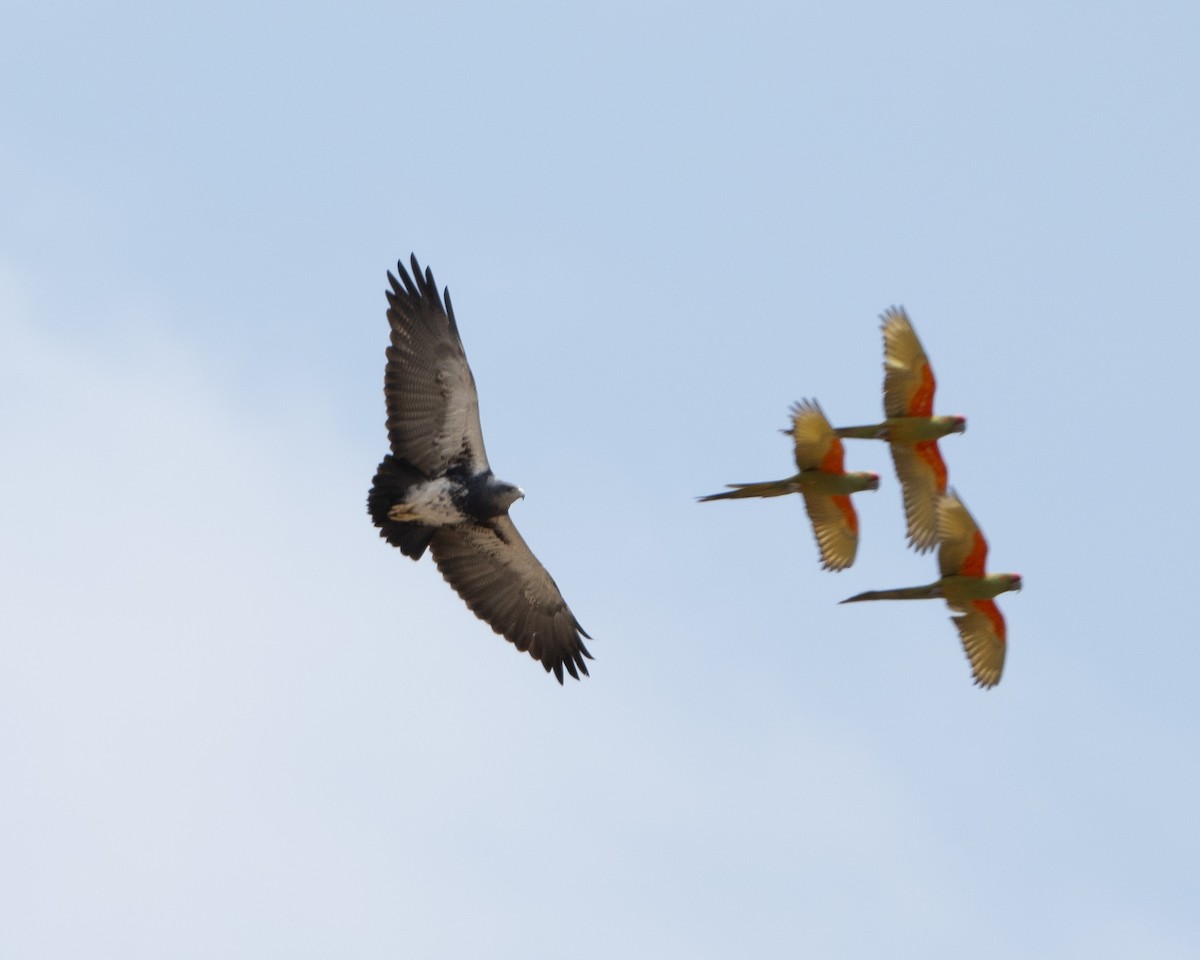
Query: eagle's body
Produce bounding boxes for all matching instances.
[368,256,592,683]
[379,467,520,528]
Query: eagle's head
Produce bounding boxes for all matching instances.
[470,475,525,519]
[496,482,525,511]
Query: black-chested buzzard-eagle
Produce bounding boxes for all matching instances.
[367,255,593,682]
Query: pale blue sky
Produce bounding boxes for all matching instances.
[2,2,1199,957]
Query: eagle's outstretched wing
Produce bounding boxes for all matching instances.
[384,255,489,477]
[429,517,593,683]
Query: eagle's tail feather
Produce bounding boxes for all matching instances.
[368,455,436,559]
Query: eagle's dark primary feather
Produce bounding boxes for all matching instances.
[369,254,593,683]
[430,518,592,683]
[384,257,488,477]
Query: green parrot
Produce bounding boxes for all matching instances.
[835,307,966,552]
[700,400,880,571]
[840,490,1021,688]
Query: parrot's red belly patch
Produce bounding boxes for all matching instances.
[820,438,847,475]
[973,599,1006,643]
[914,439,948,492]
[908,363,936,417]
[832,494,858,534]
[960,530,988,578]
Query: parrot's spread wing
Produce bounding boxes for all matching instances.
[950,599,1006,688]
[789,399,842,473]
[800,492,859,572]
[881,307,936,419]
[890,441,948,553]
[937,490,988,578]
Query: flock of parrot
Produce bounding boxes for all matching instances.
[700,308,1022,689]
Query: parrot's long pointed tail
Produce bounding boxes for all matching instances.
[698,479,795,502]
[839,584,942,603]
[834,423,887,440]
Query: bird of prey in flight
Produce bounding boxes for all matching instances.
[835,307,965,553]
[367,255,592,683]
[700,399,880,571]
[840,490,1021,688]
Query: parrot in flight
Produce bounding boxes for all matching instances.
[840,490,1021,688]
[700,399,880,571]
[835,307,965,552]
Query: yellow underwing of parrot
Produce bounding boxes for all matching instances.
[836,307,966,553]
[699,399,880,571]
[840,490,1021,688]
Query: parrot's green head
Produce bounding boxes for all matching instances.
[847,471,881,492]
[940,415,967,435]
